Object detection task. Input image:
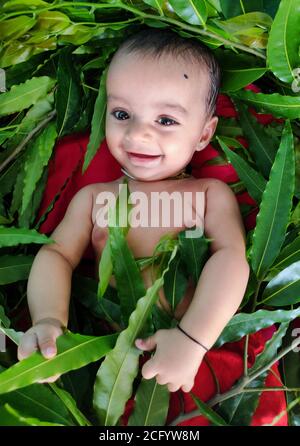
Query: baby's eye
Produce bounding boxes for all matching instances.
[111,110,129,120]
[156,117,179,126]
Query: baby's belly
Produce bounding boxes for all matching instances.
[106,264,194,321]
[91,224,195,320]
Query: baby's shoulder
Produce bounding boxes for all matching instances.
[78,181,115,200]
[180,177,224,195]
[189,177,233,194]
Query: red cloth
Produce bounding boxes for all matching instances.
[121,326,287,426]
[36,87,287,426]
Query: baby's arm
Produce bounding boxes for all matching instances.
[136,179,250,392]
[18,185,94,365]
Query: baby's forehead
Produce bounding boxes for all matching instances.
[107,51,210,102]
[108,50,209,86]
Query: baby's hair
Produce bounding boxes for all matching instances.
[112,27,221,117]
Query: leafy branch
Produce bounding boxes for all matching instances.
[169,335,300,426]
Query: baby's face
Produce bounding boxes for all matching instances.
[105,51,217,181]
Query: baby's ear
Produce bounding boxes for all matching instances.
[196,116,218,151]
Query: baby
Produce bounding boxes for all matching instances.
[17,28,250,393]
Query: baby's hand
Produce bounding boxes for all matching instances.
[18,317,64,383]
[135,327,206,393]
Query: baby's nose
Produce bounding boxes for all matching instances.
[125,120,152,144]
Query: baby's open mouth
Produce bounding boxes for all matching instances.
[128,152,161,159]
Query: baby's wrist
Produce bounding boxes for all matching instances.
[34,317,66,330]
[175,324,209,353]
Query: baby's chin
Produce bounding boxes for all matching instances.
[121,167,168,182]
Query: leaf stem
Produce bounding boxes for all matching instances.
[168,336,300,426]
[250,278,263,312]
[0,110,56,174]
[243,334,249,377]
[0,2,266,59]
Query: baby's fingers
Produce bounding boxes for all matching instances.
[142,358,159,380]
[18,331,38,360]
[36,331,58,359]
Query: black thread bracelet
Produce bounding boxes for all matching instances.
[176,324,209,352]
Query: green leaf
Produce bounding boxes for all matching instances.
[35,11,71,33]
[232,90,300,119]
[128,378,170,426]
[220,0,264,18]
[58,24,96,46]
[163,251,189,311]
[0,226,53,248]
[168,0,208,26]
[0,255,34,285]
[215,307,300,348]
[56,48,82,137]
[3,0,50,10]
[271,235,300,272]
[5,52,54,89]
[215,49,267,92]
[234,100,278,178]
[0,327,23,345]
[93,245,178,426]
[0,305,10,328]
[0,404,64,426]
[97,177,131,299]
[82,67,107,172]
[10,160,27,216]
[221,66,266,92]
[250,322,289,373]
[249,121,295,279]
[19,166,49,228]
[217,137,266,204]
[178,230,210,286]
[0,77,55,116]
[142,0,164,15]
[281,324,300,426]
[0,155,24,197]
[218,323,288,426]
[109,224,146,327]
[49,384,91,426]
[0,331,117,395]
[3,93,54,151]
[98,240,113,299]
[0,16,36,41]
[21,122,57,214]
[260,260,300,306]
[190,393,228,425]
[72,274,121,327]
[217,117,242,137]
[0,384,75,426]
[267,0,300,83]
[218,374,267,425]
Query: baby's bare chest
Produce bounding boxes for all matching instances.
[90,179,206,260]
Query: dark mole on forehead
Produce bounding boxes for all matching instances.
[184,73,188,79]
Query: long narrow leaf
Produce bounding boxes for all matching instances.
[217,137,266,203]
[0,76,55,116]
[128,378,170,426]
[215,307,300,347]
[93,245,178,426]
[267,0,300,83]
[0,331,117,395]
[249,121,295,279]
[0,227,53,247]
[82,68,107,173]
[0,255,34,284]
[190,394,228,426]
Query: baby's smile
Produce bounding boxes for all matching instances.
[127,151,163,168]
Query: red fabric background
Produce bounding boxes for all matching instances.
[35,88,288,426]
